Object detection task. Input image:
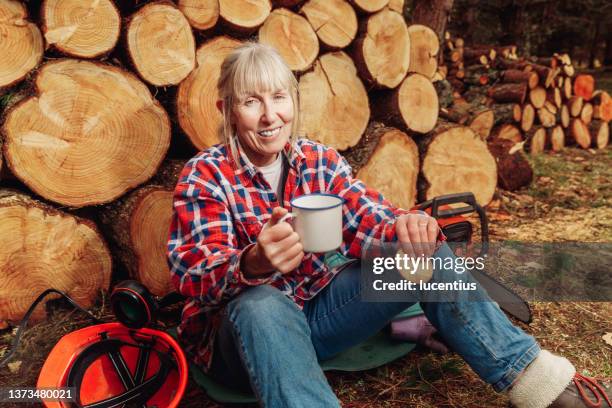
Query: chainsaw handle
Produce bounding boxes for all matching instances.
[416,192,489,257]
[416,192,474,217]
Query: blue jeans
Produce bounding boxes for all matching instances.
[209,242,540,407]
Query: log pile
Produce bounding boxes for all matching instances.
[440,33,611,155]
[0,0,535,324]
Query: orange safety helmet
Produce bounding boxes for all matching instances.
[37,322,187,408]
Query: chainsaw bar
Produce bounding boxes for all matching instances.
[470,268,533,324]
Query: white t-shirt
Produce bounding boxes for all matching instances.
[257,153,283,196]
[238,140,284,197]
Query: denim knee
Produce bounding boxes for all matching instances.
[227,285,311,340]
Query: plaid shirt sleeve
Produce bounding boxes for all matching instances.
[167,160,272,305]
[325,148,445,258]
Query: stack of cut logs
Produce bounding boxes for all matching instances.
[0,0,602,324]
[441,34,611,158]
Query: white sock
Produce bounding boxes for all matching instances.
[508,350,576,408]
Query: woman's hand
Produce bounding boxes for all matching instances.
[242,207,305,278]
[395,212,440,259]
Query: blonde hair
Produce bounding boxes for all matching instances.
[217,42,301,166]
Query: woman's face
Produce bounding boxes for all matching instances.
[231,88,294,167]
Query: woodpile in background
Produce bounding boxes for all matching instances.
[440,34,611,157]
[0,0,609,324]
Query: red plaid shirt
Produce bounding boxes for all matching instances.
[167,138,446,371]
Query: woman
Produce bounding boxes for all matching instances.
[168,43,609,408]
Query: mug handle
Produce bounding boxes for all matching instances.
[278,212,296,224]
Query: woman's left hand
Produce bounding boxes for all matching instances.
[395,213,439,258]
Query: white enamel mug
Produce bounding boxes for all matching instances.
[279,194,344,253]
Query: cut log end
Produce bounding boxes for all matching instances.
[259,8,318,73]
[178,0,220,30]
[353,8,410,88]
[529,86,546,109]
[131,189,176,296]
[396,74,439,133]
[219,0,271,33]
[560,104,570,128]
[420,124,496,206]
[298,52,370,150]
[469,109,494,140]
[177,36,243,150]
[580,103,593,125]
[569,96,584,117]
[346,125,419,209]
[569,119,591,149]
[524,127,547,154]
[589,120,609,150]
[492,124,522,144]
[537,107,556,128]
[0,0,44,89]
[350,0,389,14]
[408,24,439,79]
[521,104,535,132]
[3,60,171,207]
[548,125,565,152]
[0,190,112,322]
[387,0,404,13]
[127,2,196,86]
[301,0,357,49]
[43,0,120,58]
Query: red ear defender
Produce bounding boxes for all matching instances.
[111,280,158,329]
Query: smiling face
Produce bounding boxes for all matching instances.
[232,88,294,167]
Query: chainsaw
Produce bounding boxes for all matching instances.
[415,192,532,324]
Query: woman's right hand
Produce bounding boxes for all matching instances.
[242,207,304,278]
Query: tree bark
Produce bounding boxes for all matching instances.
[491,103,522,125]
[488,83,527,104]
[501,69,538,89]
[487,138,533,191]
